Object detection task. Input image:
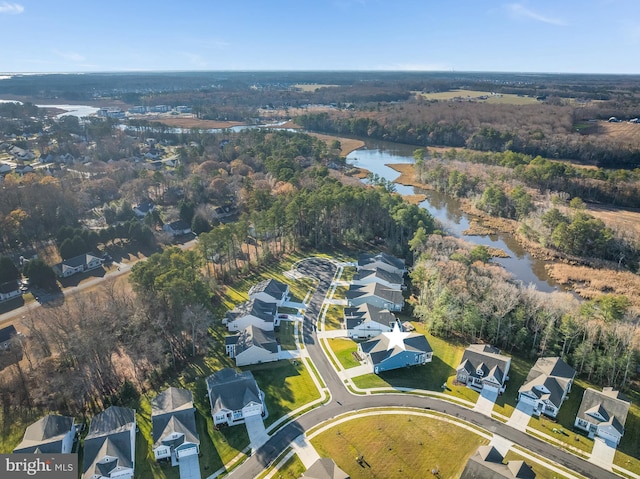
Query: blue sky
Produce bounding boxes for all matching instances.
[1,1,639,73]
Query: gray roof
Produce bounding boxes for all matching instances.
[303,458,350,479]
[206,368,262,415]
[227,325,278,355]
[458,344,510,385]
[461,446,536,479]
[151,388,199,449]
[248,278,288,300]
[358,252,405,271]
[83,406,136,479]
[360,330,432,366]
[226,298,277,323]
[0,280,19,294]
[0,324,17,344]
[519,357,576,409]
[152,387,194,416]
[134,200,154,213]
[576,387,631,435]
[344,303,397,330]
[167,220,191,231]
[53,253,102,275]
[353,267,403,285]
[14,415,75,453]
[346,283,404,305]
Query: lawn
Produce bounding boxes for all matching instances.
[504,450,573,479]
[332,285,349,300]
[526,379,594,455]
[493,354,535,418]
[275,320,297,350]
[311,413,487,479]
[614,387,640,476]
[340,266,357,282]
[328,338,361,369]
[351,320,479,403]
[249,360,320,427]
[323,304,344,330]
[273,453,306,478]
[0,408,42,453]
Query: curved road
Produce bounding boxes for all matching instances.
[229,258,615,479]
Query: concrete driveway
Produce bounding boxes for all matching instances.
[473,388,499,416]
[178,454,201,479]
[245,414,269,450]
[507,401,534,431]
[589,437,616,470]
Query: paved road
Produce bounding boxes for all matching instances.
[228,258,618,479]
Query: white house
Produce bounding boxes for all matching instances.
[456,344,511,394]
[151,387,200,462]
[352,267,404,290]
[345,303,400,339]
[248,278,290,306]
[163,220,192,237]
[225,298,277,332]
[206,369,264,426]
[517,357,576,418]
[357,252,406,276]
[13,415,76,454]
[52,253,104,278]
[574,387,630,445]
[346,282,404,312]
[82,406,136,479]
[225,325,280,367]
[0,281,21,302]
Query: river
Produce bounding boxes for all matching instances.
[346,140,561,293]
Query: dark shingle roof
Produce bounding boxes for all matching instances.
[303,458,350,479]
[167,220,191,231]
[248,279,288,300]
[519,357,576,409]
[358,252,405,271]
[353,267,403,285]
[461,446,536,479]
[13,415,75,453]
[576,388,631,435]
[0,324,17,344]
[360,330,431,367]
[151,388,199,449]
[230,325,278,354]
[226,298,277,323]
[151,387,194,416]
[457,344,510,384]
[206,368,262,416]
[346,283,403,305]
[344,304,397,330]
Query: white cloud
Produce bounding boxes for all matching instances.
[0,2,24,14]
[52,50,86,62]
[506,3,566,26]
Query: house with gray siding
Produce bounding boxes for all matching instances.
[574,387,630,445]
[352,267,403,290]
[346,282,404,311]
[456,344,511,394]
[518,357,576,418]
[358,323,432,374]
[206,369,264,426]
[225,325,280,367]
[224,298,277,332]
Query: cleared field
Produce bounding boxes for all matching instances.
[293,83,339,92]
[587,204,640,237]
[146,117,244,129]
[416,89,539,105]
[306,132,365,156]
[595,121,640,145]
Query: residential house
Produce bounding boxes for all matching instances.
[456,344,511,394]
[133,201,155,218]
[53,253,104,278]
[302,458,350,479]
[163,220,192,237]
[357,252,406,276]
[517,357,576,418]
[13,415,76,454]
[0,163,12,174]
[461,445,536,479]
[574,387,631,445]
[206,368,264,426]
[82,406,136,479]
[344,303,400,339]
[225,325,280,367]
[151,387,200,462]
[352,267,404,290]
[248,278,290,306]
[358,323,432,374]
[212,205,238,221]
[225,299,277,332]
[346,282,404,311]
[0,325,17,350]
[0,280,21,302]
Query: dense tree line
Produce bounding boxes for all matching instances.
[411,235,638,389]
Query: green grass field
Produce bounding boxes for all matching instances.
[323,304,344,330]
[311,413,487,479]
[416,89,539,105]
[273,453,306,478]
[332,285,349,299]
[493,354,535,418]
[614,388,640,475]
[276,320,297,350]
[249,360,321,427]
[340,266,357,282]
[328,338,361,369]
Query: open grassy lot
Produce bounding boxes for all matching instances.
[614,387,640,475]
[416,89,539,105]
[351,320,479,403]
[504,450,573,479]
[0,408,42,453]
[526,379,594,455]
[332,285,349,300]
[341,266,357,282]
[249,360,320,427]
[293,84,339,92]
[275,320,297,351]
[328,338,361,369]
[273,453,306,478]
[493,354,535,418]
[311,413,487,479]
[323,304,344,330]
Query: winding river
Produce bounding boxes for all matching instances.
[346,140,562,293]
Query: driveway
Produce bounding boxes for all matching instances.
[245,414,269,450]
[473,388,498,416]
[589,437,616,470]
[507,401,534,431]
[178,454,201,479]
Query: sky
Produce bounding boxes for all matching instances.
[1,1,640,74]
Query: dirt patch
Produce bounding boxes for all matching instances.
[595,121,640,146]
[587,204,640,237]
[146,117,244,129]
[487,247,510,258]
[403,194,428,205]
[306,133,364,156]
